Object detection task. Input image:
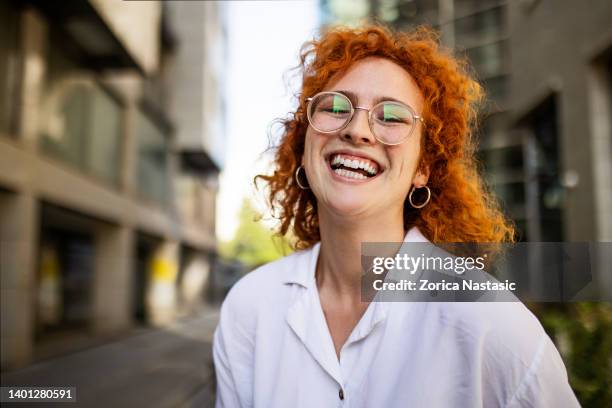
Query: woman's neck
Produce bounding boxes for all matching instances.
[316,208,406,302]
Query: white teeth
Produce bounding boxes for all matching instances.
[333,168,367,180]
[329,154,379,176]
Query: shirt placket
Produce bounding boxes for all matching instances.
[286,285,346,402]
[336,301,388,407]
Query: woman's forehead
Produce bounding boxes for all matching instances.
[322,57,424,110]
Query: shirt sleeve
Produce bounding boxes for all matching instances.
[506,334,581,408]
[213,286,255,408]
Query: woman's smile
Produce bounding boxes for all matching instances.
[325,150,384,183]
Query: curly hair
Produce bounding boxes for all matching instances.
[256,24,515,249]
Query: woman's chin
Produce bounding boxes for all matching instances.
[323,196,373,218]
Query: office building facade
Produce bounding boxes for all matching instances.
[0,0,226,369]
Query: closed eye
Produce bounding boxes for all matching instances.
[376,114,409,124]
[320,107,350,114]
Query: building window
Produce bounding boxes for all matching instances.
[524,95,564,241]
[480,143,526,239]
[493,181,525,209]
[379,0,439,25]
[482,75,509,102]
[0,1,22,137]
[136,109,169,206]
[482,144,523,175]
[465,40,508,79]
[454,0,505,19]
[39,33,123,186]
[454,6,506,47]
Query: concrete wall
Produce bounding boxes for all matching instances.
[167,2,227,167]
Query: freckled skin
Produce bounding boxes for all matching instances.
[303,57,429,220]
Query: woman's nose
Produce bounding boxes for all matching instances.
[340,108,376,145]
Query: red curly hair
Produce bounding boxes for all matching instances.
[256,24,515,249]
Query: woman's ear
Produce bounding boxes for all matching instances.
[412,165,430,187]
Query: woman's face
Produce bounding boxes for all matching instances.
[303,57,428,220]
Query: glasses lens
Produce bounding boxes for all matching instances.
[308,93,351,132]
[371,102,416,144]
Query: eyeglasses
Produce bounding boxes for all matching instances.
[306,91,424,146]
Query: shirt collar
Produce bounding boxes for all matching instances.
[282,226,429,288]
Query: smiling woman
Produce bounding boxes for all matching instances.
[258,25,514,248]
[213,24,580,408]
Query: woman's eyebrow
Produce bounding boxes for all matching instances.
[335,89,408,106]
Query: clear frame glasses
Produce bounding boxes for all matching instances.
[306,91,424,146]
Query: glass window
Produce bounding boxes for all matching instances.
[39,37,122,186]
[481,145,524,175]
[493,182,525,206]
[386,0,440,28]
[87,87,123,185]
[454,0,505,18]
[483,75,509,101]
[454,6,506,47]
[526,96,564,241]
[136,110,168,206]
[479,144,526,236]
[465,40,508,78]
[0,1,22,137]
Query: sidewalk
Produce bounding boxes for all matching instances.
[1,308,220,408]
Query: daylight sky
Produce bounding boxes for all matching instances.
[217,1,320,241]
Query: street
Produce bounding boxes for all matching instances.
[1,308,219,408]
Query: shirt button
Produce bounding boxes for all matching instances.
[339,388,344,400]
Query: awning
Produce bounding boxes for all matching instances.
[179,149,220,177]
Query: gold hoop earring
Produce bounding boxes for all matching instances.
[409,185,431,208]
[295,165,310,190]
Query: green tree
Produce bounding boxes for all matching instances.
[220,198,292,268]
[530,302,612,407]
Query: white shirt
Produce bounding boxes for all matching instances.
[213,227,580,408]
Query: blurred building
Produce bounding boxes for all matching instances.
[321,0,612,243]
[0,0,227,369]
[321,0,612,300]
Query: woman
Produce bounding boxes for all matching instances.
[213,25,579,407]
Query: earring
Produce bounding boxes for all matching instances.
[409,185,431,208]
[295,165,310,190]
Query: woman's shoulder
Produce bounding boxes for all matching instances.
[431,301,568,394]
[433,301,547,357]
[423,301,576,405]
[220,244,319,320]
[458,301,579,405]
